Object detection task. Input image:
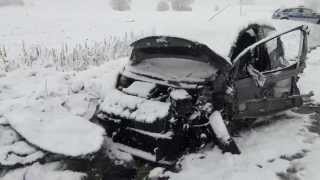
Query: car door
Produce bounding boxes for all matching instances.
[231,25,308,119]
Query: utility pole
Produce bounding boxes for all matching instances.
[240,0,243,16]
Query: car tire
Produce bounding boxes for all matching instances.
[317,19,320,24]
[280,17,289,20]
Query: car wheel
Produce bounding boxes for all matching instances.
[317,19,320,24]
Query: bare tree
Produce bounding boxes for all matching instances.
[170,0,194,11]
[157,0,170,11]
[109,0,131,11]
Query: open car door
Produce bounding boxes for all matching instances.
[231,25,309,118]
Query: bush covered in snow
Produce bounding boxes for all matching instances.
[170,0,194,11]
[157,0,170,11]
[0,32,144,72]
[109,0,131,11]
[0,0,23,7]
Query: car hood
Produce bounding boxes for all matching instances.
[125,36,232,88]
[123,57,219,88]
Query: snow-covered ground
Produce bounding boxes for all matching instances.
[166,110,320,180]
[1,0,320,180]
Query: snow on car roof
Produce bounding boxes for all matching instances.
[279,5,307,10]
[136,17,275,62]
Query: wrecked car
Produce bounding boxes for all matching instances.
[272,6,320,24]
[91,23,309,165]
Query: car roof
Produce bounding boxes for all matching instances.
[281,6,313,11]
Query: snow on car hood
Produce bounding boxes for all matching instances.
[100,89,170,124]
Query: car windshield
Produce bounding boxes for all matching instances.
[126,57,218,83]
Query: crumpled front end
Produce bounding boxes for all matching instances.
[91,79,220,164]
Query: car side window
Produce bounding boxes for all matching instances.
[282,9,290,13]
[265,38,288,69]
[264,27,304,72]
[263,27,290,70]
[290,8,302,14]
[302,8,313,15]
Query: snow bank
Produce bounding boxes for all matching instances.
[5,101,105,157]
[299,47,320,102]
[0,141,45,166]
[0,126,45,166]
[167,112,316,180]
[0,162,86,180]
[0,59,126,157]
[296,141,320,180]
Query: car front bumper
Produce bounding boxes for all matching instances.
[91,112,186,164]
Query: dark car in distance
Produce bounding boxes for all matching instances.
[272,6,320,24]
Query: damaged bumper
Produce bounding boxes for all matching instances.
[91,112,185,164]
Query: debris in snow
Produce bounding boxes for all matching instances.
[103,138,134,166]
[247,64,266,87]
[209,111,231,143]
[170,89,192,100]
[122,81,156,98]
[148,167,168,180]
[209,111,240,154]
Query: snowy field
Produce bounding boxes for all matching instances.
[1,0,320,180]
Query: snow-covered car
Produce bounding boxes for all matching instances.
[272,6,320,24]
[91,23,309,165]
